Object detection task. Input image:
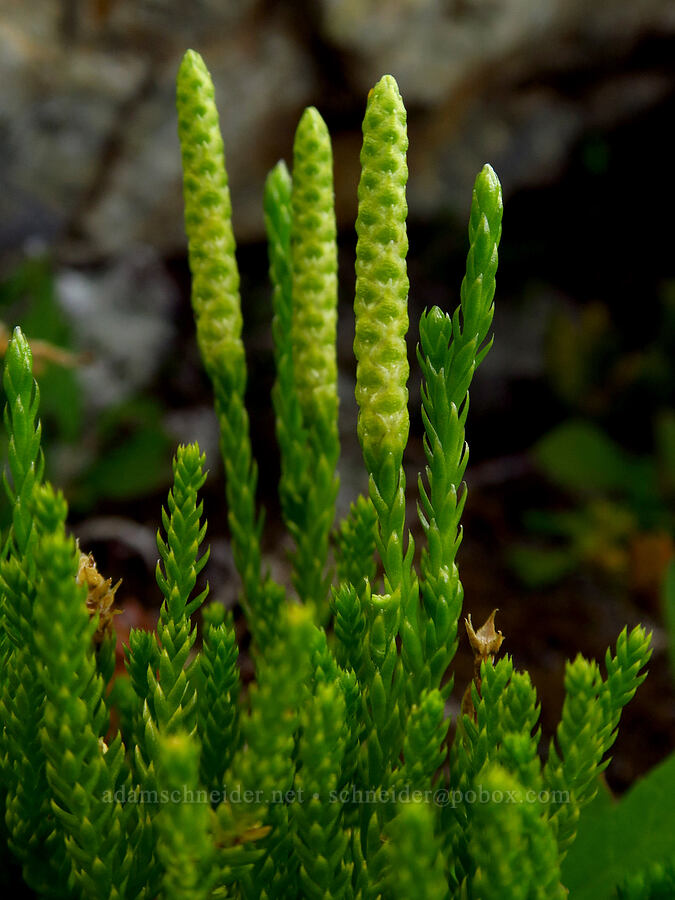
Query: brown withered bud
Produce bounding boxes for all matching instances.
[461,609,505,721]
[76,551,122,644]
[465,609,504,663]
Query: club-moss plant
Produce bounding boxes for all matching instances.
[0,49,661,898]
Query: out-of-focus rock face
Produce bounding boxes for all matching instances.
[1,0,674,258]
[319,0,673,100]
[56,246,177,409]
[0,1,316,256]
[0,2,146,250]
[80,17,316,253]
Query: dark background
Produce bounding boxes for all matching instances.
[1,0,674,791]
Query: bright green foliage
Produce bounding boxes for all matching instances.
[543,625,652,856]
[332,581,367,676]
[126,627,160,718]
[1,328,44,553]
[290,107,339,439]
[472,658,542,793]
[125,626,160,760]
[175,51,243,385]
[444,626,651,896]
[353,76,416,668]
[469,764,563,900]
[385,800,447,900]
[395,689,448,792]
[602,625,652,748]
[495,672,542,791]
[264,162,306,551]
[0,52,661,900]
[176,49,272,645]
[444,657,519,888]
[264,114,341,624]
[131,444,210,895]
[457,163,502,366]
[156,733,214,900]
[332,495,377,676]
[198,603,240,793]
[336,494,378,590]
[0,329,64,894]
[405,164,502,707]
[97,631,118,711]
[33,483,129,898]
[235,605,318,899]
[287,107,340,620]
[359,585,404,790]
[121,633,163,899]
[354,74,410,474]
[152,443,209,735]
[356,586,406,896]
[292,680,350,899]
[108,674,137,760]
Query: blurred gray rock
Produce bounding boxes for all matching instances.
[1,0,674,258]
[319,0,673,101]
[319,0,675,217]
[0,2,146,250]
[81,21,316,252]
[56,246,177,409]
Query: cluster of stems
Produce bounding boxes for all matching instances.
[0,49,659,900]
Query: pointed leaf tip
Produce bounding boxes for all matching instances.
[475,164,503,209]
[375,74,402,95]
[7,325,32,367]
[297,105,328,136]
[180,49,206,72]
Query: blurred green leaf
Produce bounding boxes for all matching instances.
[72,398,172,508]
[84,427,171,502]
[506,543,576,588]
[533,420,655,499]
[523,507,594,538]
[1,255,83,443]
[562,753,675,899]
